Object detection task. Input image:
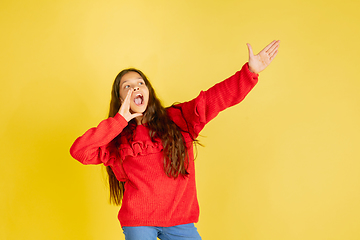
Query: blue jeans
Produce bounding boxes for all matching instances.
[122,223,202,240]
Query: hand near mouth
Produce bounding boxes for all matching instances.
[118,89,143,122]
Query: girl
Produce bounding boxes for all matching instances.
[70,40,280,240]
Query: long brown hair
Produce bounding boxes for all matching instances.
[106,68,190,205]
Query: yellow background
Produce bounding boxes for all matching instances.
[1,0,360,239]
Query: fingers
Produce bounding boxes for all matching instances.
[122,88,133,108]
[247,43,254,57]
[131,113,143,119]
[265,40,280,54]
[119,89,132,116]
[263,40,277,52]
[268,41,280,61]
[250,40,280,60]
[269,50,278,61]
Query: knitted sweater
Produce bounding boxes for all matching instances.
[70,63,258,227]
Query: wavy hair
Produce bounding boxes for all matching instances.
[106,68,191,205]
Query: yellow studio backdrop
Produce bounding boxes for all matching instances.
[1,0,359,239]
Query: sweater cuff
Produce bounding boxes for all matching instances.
[113,112,129,126]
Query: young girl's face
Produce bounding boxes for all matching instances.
[119,71,149,114]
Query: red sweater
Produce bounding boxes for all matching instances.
[70,63,258,227]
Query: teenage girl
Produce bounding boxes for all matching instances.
[70,40,280,240]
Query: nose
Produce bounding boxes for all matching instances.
[134,87,140,91]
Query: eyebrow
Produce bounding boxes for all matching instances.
[120,80,128,86]
[120,78,143,86]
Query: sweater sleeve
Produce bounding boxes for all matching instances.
[70,113,128,166]
[167,63,258,139]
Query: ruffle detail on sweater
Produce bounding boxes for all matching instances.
[118,139,164,160]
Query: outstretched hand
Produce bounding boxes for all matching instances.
[118,89,143,122]
[247,40,280,74]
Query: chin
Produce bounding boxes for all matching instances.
[131,106,147,114]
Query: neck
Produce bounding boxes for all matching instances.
[135,115,146,125]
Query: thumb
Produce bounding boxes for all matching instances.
[132,113,143,119]
[247,43,254,58]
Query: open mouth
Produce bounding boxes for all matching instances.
[134,93,144,105]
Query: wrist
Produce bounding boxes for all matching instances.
[247,63,258,74]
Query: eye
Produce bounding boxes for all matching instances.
[124,85,130,89]
[139,81,144,85]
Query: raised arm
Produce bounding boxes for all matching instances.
[168,40,280,138]
[70,87,139,165]
[70,113,128,165]
[167,63,258,139]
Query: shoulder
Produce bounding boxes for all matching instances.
[166,91,206,138]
